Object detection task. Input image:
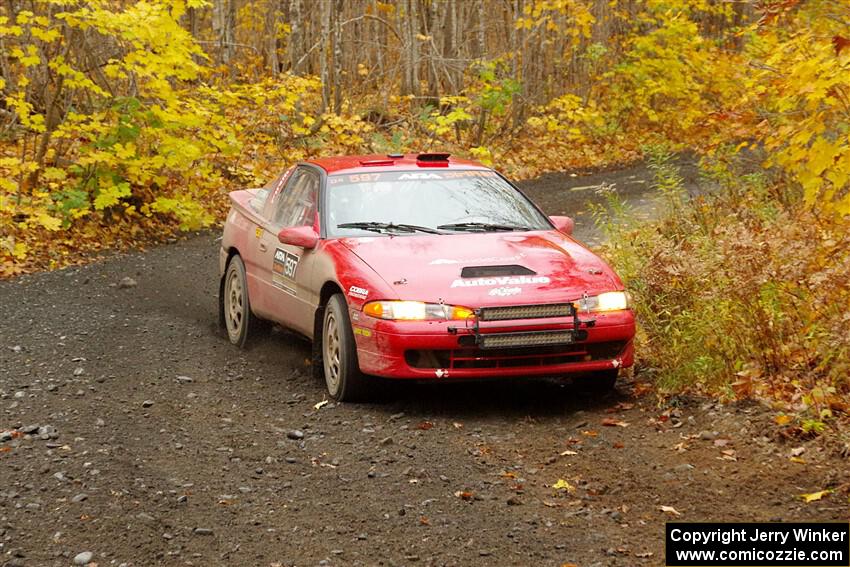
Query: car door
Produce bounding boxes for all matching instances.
[253,166,321,336]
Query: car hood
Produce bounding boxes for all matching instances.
[339,231,622,306]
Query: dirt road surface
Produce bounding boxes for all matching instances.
[1,160,847,567]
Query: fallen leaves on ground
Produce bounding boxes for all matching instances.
[551,479,576,493]
[660,505,682,516]
[800,490,830,503]
[775,414,793,426]
[601,418,629,427]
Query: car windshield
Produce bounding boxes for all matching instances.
[326,170,551,237]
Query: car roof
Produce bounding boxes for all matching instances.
[306,153,489,175]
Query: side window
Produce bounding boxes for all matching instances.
[272,168,319,228]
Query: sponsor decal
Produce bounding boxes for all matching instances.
[451,275,550,288]
[435,369,448,378]
[348,285,369,299]
[441,170,497,179]
[255,227,263,239]
[271,166,295,201]
[488,286,522,297]
[353,327,372,337]
[429,254,526,266]
[331,170,498,185]
[272,248,300,295]
[398,172,442,180]
[346,173,381,183]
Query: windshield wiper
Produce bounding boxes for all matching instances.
[337,221,443,235]
[436,221,531,232]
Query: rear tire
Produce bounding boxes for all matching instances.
[322,294,368,401]
[575,369,618,393]
[221,255,260,348]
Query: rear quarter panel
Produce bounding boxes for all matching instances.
[221,190,267,302]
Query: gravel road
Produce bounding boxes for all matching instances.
[1,159,846,567]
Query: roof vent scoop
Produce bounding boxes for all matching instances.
[461,265,536,278]
[416,152,451,162]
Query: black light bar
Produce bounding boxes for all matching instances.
[477,303,575,322]
[478,330,576,350]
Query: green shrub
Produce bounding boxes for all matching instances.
[596,148,850,421]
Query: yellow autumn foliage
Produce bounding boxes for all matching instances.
[0,0,848,276]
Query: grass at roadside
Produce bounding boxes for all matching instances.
[595,147,850,435]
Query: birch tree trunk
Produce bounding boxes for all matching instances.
[289,0,302,74]
[332,0,343,113]
[320,0,331,111]
[266,1,279,76]
[400,0,420,96]
[477,0,486,59]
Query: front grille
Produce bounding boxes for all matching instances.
[478,330,575,349]
[405,341,627,370]
[478,303,574,322]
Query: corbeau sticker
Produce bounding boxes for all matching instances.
[348,285,369,299]
[451,275,550,288]
[429,253,526,265]
[272,248,300,295]
[271,167,295,201]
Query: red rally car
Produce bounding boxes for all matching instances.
[219,153,635,401]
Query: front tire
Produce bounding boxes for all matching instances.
[222,255,260,348]
[322,294,368,401]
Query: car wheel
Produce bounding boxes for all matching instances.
[222,255,259,348]
[575,369,618,393]
[322,293,368,401]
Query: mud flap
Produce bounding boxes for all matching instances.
[311,306,325,380]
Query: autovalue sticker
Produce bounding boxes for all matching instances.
[348,285,369,299]
[451,275,550,288]
[272,248,300,295]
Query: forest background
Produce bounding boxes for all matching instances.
[1,0,848,429]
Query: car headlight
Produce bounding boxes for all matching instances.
[363,301,474,321]
[577,291,630,312]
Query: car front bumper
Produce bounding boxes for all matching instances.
[352,309,635,380]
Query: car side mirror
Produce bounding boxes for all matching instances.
[549,215,574,235]
[278,226,319,249]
